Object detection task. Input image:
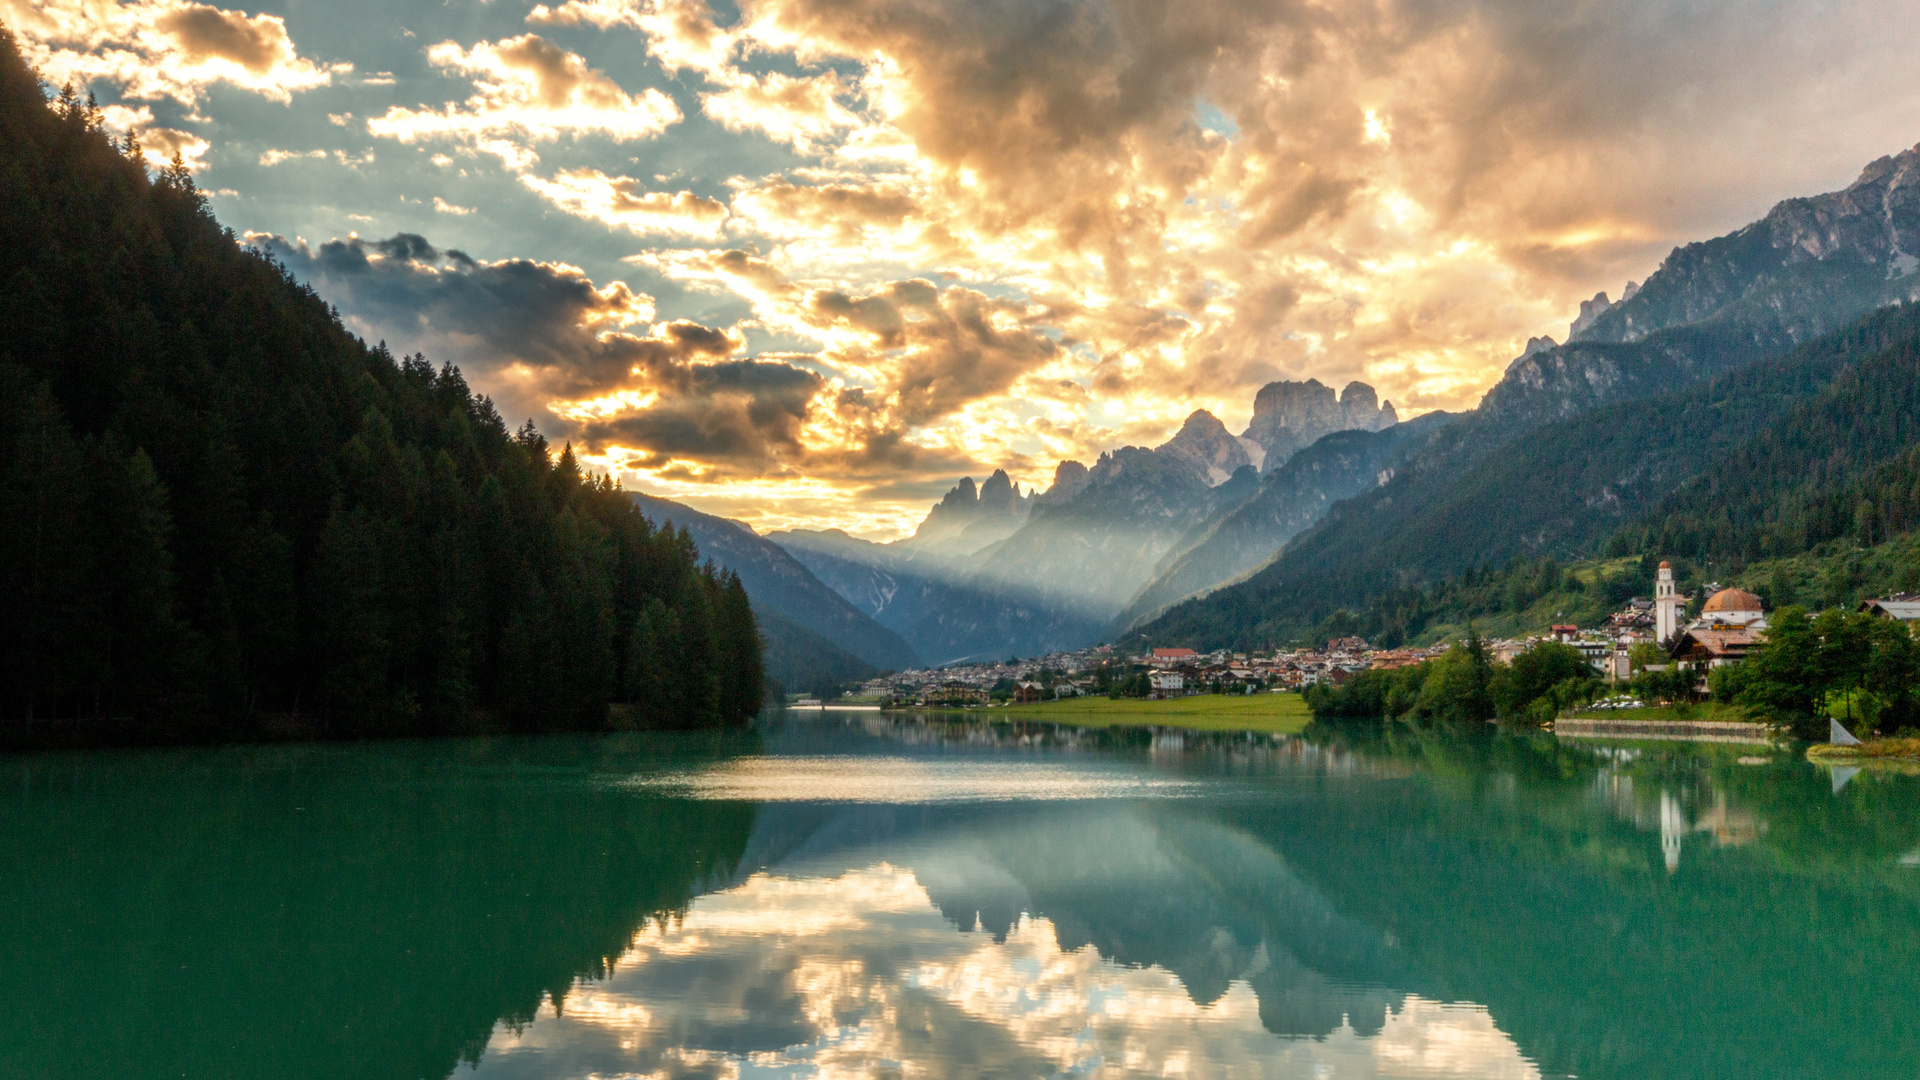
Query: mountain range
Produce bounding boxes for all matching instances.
[1130,142,1920,648]
[762,140,1920,663]
[769,383,1412,663]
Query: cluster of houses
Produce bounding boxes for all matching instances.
[856,646,1120,707]
[1135,642,1448,698]
[839,562,1920,708]
[853,640,1455,706]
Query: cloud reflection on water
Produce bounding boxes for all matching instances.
[627,755,1211,803]
[457,865,1544,1080]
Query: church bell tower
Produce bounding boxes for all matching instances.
[1655,561,1679,644]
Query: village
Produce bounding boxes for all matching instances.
[818,561,1920,709]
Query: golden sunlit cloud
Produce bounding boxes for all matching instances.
[520,168,729,237]
[258,147,325,166]
[701,70,860,153]
[366,34,680,167]
[3,0,342,104]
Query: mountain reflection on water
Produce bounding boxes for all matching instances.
[6,716,1920,1080]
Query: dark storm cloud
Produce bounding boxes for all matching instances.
[257,232,840,473]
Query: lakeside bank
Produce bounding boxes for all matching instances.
[950,693,1315,734]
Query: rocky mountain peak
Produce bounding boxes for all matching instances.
[1241,378,1397,472]
[1507,336,1560,373]
[908,469,1033,551]
[977,468,1027,514]
[1766,143,1920,263]
[1568,291,1612,338]
[939,476,978,508]
[1040,459,1092,505]
[1157,409,1254,485]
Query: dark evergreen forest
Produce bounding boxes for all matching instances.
[1617,317,1920,561]
[0,27,762,741]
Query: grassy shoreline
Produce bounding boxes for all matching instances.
[981,693,1313,733]
[1807,737,1920,761]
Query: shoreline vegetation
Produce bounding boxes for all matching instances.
[1807,738,1920,762]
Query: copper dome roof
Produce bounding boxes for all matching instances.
[1702,587,1763,613]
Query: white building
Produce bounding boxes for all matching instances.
[1654,561,1682,644]
[1148,671,1185,698]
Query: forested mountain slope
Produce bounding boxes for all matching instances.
[0,28,760,740]
[1618,307,1920,563]
[629,493,919,673]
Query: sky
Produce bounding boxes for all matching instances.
[8,0,1920,538]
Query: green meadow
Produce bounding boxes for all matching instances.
[993,693,1313,733]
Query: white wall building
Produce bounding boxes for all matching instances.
[1655,561,1681,644]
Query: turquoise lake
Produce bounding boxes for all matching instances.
[4,714,1917,1079]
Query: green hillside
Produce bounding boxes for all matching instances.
[1619,318,1920,562]
[0,28,760,742]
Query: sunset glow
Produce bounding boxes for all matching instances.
[12,0,1919,535]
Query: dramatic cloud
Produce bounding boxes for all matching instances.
[525,0,645,31]
[250,232,843,481]
[3,0,342,103]
[18,0,1918,535]
[253,231,655,401]
[520,168,729,237]
[366,34,680,167]
[701,70,859,153]
[562,0,1920,532]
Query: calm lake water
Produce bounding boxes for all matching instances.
[5,714,1918,1080]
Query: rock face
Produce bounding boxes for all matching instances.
[1039,459,1091,505]
[1241,379,1397,473]
[1573,141,1920,345]
[1568,292,1612,338]
[1153,410,1254,484]
[903,468,1032,557]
